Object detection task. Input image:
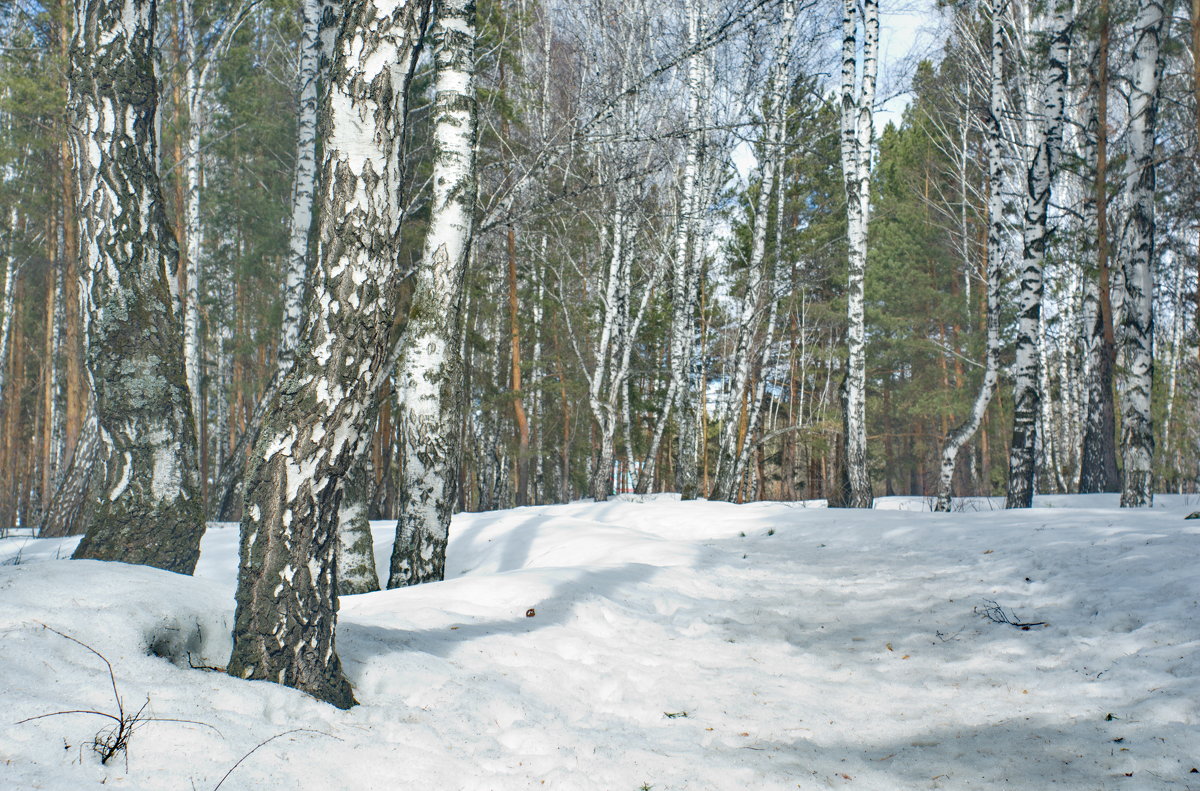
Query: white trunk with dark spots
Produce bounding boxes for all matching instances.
[1005,1,1071,509]
[1117,0,1165,507]
[839,0,878,509]
[387,0,477,588]
[228,0,429,708]
[934,0,1006,512]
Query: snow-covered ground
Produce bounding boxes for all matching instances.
[2,494,1198,790]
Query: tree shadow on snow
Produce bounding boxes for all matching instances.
[339,561,659,663]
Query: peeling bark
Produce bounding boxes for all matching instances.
[68,0,205,572]
[228,0,430,707]
[387,0,476,588]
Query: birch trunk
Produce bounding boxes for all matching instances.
[713,0,795,502]
[181,0,203,431]
[228,0,429,708]
[933,0,1005,512]
[1005,2,1071,509]
[638,0,704,496]
[67,0,205,573]
[387,0,476,588]
[839,0,878,509]
[1117,0,1166,508]
[338,446,381,595]
[0,246,14,403]
[209,0,340,520]
[279,0,331,372]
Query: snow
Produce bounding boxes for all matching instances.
[2,494,1199,790]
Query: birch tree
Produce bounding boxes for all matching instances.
[67,0,205,572]
[227,0,430,708]
[933,0,1006,512]
[635,0,706,497]
[712,0,796,502]
[1005,0,1071,509]
[1116,0,1167,507]
[838,0,878,509]
[388,0,477,588]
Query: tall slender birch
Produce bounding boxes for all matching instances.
[0,245,15,403]
[227,0,430,707]
[933,0,1006,512]
[209,0,339,520]
[839,0,878,509]
[1117,0,1166,507]
[67,0,205,572]
[637,0,706,496]
[711,0,795,502]
[1005,0,1071,509]
[279,0,335,372]
[387,0,476,588]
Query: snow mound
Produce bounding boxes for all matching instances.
[1,495,1199,790]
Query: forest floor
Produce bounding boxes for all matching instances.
[1,493,1198,790]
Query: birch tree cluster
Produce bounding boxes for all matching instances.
[0,0,1197,704]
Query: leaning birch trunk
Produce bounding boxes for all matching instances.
[387,0,476,588]
[227,0,429,708]
[1117,0,1166,508]
[208,0,339,520]
[67,0,205,573]
[1005,3,1071,509]
[934,0,1006,512]
[839,0,878,509]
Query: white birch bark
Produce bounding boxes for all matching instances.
[637,0,705,496]
[228,0,430,708]
[278,0,334,373]
[1117,0,1166,507]
[68,0,205,572]
[209,0,340,520]
[0,240,15,403]
[387,0,476,587]
[933,0,1005,511]
[1005,0,1071,509]
[839,0,878,509]
[712,0,795,502]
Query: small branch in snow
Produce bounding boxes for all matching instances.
[17,624,220,768]
[211,729,337,791]
[975,600,1047,630]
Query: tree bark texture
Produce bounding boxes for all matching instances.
[838,0,878,509]
[1117,0,1166,508]
[67,0,205,572]
[1078,0,1119,493]
[386,0,476,588]
[228,0,430,708]
[1005,3,1071,509]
